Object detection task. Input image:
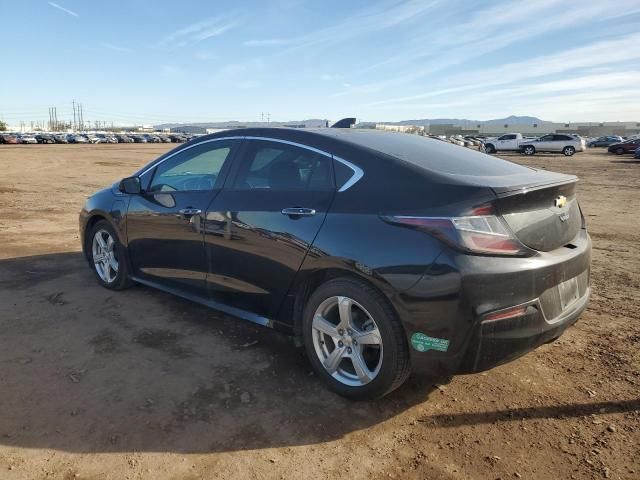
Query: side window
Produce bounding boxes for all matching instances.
[497,135,507,141]
[232,140,333,191]
[540,135,554,141]
[149,141,235,192]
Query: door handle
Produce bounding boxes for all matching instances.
[178,208,202,217]
[281,207,316,217]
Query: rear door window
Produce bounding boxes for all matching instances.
[231,140,333,191]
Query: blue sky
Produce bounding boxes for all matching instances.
[2,0,640,126]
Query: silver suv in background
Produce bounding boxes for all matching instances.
[520,134,585,156]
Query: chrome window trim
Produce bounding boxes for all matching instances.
[333,156,364,193]
[137,135,364,192]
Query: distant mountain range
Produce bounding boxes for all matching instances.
[364,115,549,127]
[154,115,549,130]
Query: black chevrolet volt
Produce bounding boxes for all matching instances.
[80,127,591,399]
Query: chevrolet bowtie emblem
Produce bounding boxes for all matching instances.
[554,195,567,208]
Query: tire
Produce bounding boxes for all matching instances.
[616,147,625,155]
[88,220,132,290]
[563,146,575,156]
[522,145,536,156]
[302,277,410,400]
[484,143,495,154]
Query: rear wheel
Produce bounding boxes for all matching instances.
[522,145,536,156]
[616,147,625,155]
[302,277,410,400]
[89,220,132,290]
[563,146,575,156]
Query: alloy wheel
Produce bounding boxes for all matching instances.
[311,296,383,386]
[92,229,119,283]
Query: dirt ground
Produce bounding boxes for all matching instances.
[0,144,638,480]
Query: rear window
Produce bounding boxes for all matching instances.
[335,130,532,177]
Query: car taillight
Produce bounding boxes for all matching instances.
[383,212,528,256]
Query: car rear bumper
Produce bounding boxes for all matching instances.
[457,281,589,373]
[396,229,591,377]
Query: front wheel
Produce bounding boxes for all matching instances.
[522,145,536,156]
[484,143,495,154]
[302,277,410,400]
[563,146,575,156]
[616,147,625,155]
[88,220,132,290]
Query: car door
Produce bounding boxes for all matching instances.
[627,139,640,152]
[551,135,569,151]
[495,135,509,150]
[126,138,239,296]
[536,134,554,151]
[203,138,336,320]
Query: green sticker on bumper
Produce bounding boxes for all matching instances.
[411,333,450,353]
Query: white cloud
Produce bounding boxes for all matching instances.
[160,14,239,47]
[244,39,289,47]
[100,42,131,53]
[346,0,640,97]
[367,31,640,107]
[47,1,78,17]
[320,73,342,81]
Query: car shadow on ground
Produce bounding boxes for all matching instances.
[419,399,640,428]
[0,252,450,454]
[2,252,638,455]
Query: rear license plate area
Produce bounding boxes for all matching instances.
[558,277,579,310]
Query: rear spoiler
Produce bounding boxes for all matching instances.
[331,117,356,128]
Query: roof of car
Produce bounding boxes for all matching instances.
[203,127,536,179]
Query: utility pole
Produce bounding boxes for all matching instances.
[72,100,77,131]
[267,113,270,123]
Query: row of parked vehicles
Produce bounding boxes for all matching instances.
[472,133,640,157]
[0,132,196,145]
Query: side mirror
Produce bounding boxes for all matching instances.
[119,176,141,194]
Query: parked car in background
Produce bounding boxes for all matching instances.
[131,135,147,143]
[634,147,640,159]
[18,134,38,144]
[54,134,69,144]
[169,134,187,143]
[588,136,623,147]
[79,127,591,399]
[0,133,19,144]
[143,134,161,143]
[607,138,640,155]
[67,134,88,144]
[35,134,56,144]
[115,134,134,143]
[520,134,585,156]
[482,133,529,153]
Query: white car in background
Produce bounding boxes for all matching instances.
[520,134,585,156]
[482,133,529,153]
[18,134,38,144]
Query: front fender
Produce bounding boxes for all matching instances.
[80,187,131,257]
